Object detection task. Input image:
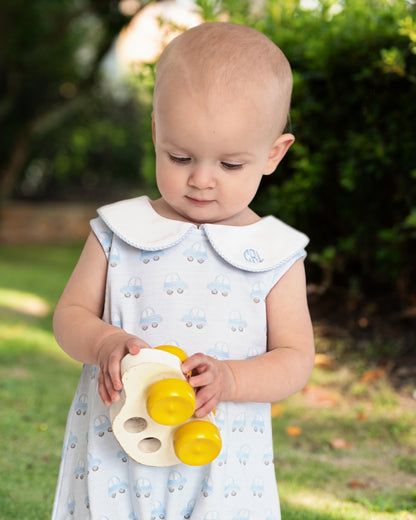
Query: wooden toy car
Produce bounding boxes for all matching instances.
[110,345,222,466]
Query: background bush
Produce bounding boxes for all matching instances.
[251,0,416,306]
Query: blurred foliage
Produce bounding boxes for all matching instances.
[250,0,416,304]
[20,87,147,201]
[0,0,152,200]
[2,0,415,305]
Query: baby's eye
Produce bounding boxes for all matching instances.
[221,162,243,170]
[169,154,191,164]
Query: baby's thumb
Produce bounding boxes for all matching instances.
[126,338,141,356]
[126,337,150,356]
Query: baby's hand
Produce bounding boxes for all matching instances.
[181,353,235,417]
[97,332,150,406]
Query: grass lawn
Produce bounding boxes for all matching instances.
[0,243,415,520]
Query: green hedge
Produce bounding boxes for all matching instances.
[247,0,416,302]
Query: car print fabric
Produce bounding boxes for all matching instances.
[52,196,308,520]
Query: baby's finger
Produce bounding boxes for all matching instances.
[108,357,123,392]
[98,371,112,406]
[105,374,121,403]
[181,352,208,374]
[188,370,215,389]
[100,363,120,402]
[195,393,218,418]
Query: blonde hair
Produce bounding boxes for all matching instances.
[153,22,293,135]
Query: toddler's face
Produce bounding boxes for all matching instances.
[152,84,287,226]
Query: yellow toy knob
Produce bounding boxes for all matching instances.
[174,420,222,466]
[155,345,192,376]
[155,345,188,362]
[146,378,196,426]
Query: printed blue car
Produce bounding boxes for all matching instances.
[74,458,86,480]
[182,307,206,329]
[134,477,152,498]
[107,476,128,498]
[93,414,112,437]
[87,452,102,473]
[109,246,120,268]
[168,471,186,492]
[201,475,213,497]
[232,412,246,432]
[133,477,152,498]
[151,500,166,519]
[233,510,251,520]
[120,276,143,298]
[207,274,231,296]
[183,242,208,263]
[141,250,164,263]
[236,444,250,465]
[224,477,240,497]
[67,431,78,449]
[139,307,162,330]
[263,447,273,466]
[181,499,196,519]
[250,281,267,303]
[228,311,247,332]
[250,476,264,497]
[207,341,230,360]
[252,414,265,433]
[216,445,228,466]
[75,393,88,416]
[163,273,188,295]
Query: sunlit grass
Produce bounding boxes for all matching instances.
[0,244,82,520]
[0,243,415,520]
[273,363,416,519]
[0,288,50,316]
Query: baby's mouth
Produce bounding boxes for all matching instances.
[186,196,214,206]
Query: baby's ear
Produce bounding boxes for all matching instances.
[264,133,295,175]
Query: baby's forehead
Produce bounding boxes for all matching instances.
[154,23,292,133]
[158,24,283,83]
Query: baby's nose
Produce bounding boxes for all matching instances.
[188,165,216,189]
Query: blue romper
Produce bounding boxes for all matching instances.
[52,196,308,520]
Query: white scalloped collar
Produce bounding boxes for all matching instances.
[97,196,309,272]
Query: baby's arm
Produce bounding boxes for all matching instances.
[182,258,315,417]
[53,232,150,405]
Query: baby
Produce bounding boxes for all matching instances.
[52,22,314,520]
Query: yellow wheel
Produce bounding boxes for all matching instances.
[146,378,196,426]
[155,345,188,362]
[174,420,222,466]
